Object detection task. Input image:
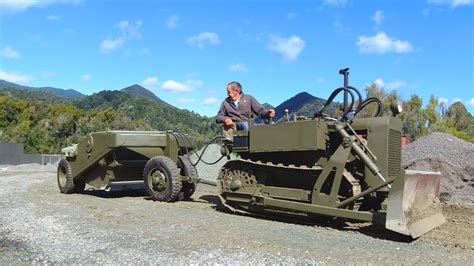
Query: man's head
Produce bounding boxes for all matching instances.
[227,81,242,102]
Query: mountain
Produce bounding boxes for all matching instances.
[120,84,166,104]
[270,91,340,121]
[0,79,84,98]
[273,92,318,120]
[294,97,337,118]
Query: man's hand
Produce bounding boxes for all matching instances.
[268,109,275,118]
[223,117,234,126]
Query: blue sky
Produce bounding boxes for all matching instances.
[0,0,473,116]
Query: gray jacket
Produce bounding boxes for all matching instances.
[215,93,270,124]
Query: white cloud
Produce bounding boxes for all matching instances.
[0,0,82,12]
[452,0,474,6]
[47,15,61,20]
[267,35,305,62]
[162,80,192,93]
[203,97,219,105]
[176,98,196,104]
[438,97,449,104]
[452,98,462,103]
[385,80,407,90]
[161,79,202,93]
[1,45,21,59]
[469,98,474,106]
[323,0,349,7]
[370,78,407,90]
[373,78,385,89]
[427,0,474,7]
[228,64,248,73]
[167,15,179,29]
[142,76,159,89]
[117,20,142,39]
[81,73,91,81]
[100,37,125,53]
[356,32,413,54]
[187,32,220,48]
[0,70,33,84]
[372,10,384,25]
[100,20,142,53]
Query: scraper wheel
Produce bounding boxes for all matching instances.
[57,158,85,194]
[177,156,197,200]
[144,156,182,202]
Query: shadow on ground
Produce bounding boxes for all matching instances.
[82,188,148,198]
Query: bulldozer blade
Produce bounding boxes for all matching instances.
[386,170,446,238]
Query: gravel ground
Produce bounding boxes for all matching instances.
[402,132,474,204]
[1,164,473,264]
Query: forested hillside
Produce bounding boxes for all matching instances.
[0,89,219,153]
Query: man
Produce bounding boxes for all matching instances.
[216,81,275,139]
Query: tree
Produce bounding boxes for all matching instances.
[402,94,427,140]
[359,82,401,118]
[424,95,439,129]
[446,102,472,131]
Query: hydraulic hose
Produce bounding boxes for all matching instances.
[313,87,355,120]
[171,132,226,166]
[352,96,384,119]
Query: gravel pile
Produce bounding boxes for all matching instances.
[189,144,228,182]
[402,132,474,204]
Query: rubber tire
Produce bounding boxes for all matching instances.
[177,155,198,200]
[57,158,85,194]
[143,156,182,202]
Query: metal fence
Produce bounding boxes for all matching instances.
[0,142,61,165]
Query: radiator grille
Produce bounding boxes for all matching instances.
[388,129,401,178]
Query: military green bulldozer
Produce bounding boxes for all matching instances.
[217,68,445,238]
[57,68,445,238]
[57,131,199,202]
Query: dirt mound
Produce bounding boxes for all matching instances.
[402,132,474,204]
[419,203,474,249]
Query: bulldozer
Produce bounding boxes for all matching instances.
[57,131,199,202]
[56,68,445,238]
[217,68,445,238]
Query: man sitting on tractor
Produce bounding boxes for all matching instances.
[216,81,275,140]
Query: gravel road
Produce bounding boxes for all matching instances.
[1,164,473,264]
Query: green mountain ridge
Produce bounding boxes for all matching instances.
[120,84,167,104]
[0,79,84,98]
